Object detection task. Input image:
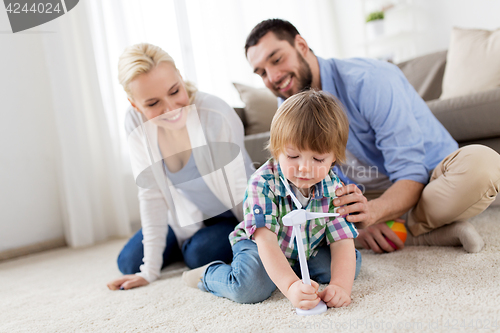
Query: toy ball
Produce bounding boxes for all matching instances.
[384,220,407,249]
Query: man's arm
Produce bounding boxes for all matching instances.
[335,63,430,252]
[367,179,424,226]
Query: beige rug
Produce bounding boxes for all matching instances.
[1,206,500,333]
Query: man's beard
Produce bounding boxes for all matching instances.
[275,51,313,100]
[296,51,313,93]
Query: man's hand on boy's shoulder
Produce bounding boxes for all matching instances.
[333,184,374,228]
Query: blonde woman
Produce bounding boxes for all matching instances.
[107,43,254,290]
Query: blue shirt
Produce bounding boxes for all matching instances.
[279,57,458,184]
[163,154,230,218]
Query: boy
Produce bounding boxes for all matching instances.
[183,90,361,309]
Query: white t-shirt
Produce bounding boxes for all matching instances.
[290,183,312,208]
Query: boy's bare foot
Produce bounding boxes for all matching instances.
[405,220,484,253]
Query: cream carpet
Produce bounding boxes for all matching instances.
[1,206,500,333]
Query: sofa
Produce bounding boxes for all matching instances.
[234,50,500,167]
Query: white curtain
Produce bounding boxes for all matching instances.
[43,0,340,247]
[91,0,340,110]
[182,0,341,106]
[41,1,131,247]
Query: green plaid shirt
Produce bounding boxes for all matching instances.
[229,159,358,265]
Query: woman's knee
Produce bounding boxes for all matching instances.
[116,230,145,275]
[182,239,202,268]
[117,251,141,275]
[183,223,234,268]
[183,240,232,269]
[184,254,209,269]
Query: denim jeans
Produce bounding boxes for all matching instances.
[201,239,362,304]
[117,211,238,274]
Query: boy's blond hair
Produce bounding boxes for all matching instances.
[267,90,349,165]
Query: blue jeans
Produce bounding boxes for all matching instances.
[117,211,238,274]
[201,239,362,304]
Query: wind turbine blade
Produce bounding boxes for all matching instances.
[305,212,340,220]
[280,176,302,209]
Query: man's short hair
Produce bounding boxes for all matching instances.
[267,90,349,165]
[245,19,300,56]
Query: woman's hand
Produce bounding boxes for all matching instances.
[285,280,321,310]
[107,275,149,290]
[334,184,373,228]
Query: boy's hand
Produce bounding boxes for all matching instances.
[286,280,321,310]
[318,284,351,308]
[107,275,149,290]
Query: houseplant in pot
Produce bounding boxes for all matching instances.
[366,11,385,40]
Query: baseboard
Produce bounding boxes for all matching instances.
[0,238,67,262]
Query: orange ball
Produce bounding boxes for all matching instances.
[384,220,407,249]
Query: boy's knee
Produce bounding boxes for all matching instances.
[230,276,276,304]
[228,242,276,303]
[182,237,210,268]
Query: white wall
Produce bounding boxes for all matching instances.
[0,13,64,252]
[333,0,500,61]
[419,0,500,55]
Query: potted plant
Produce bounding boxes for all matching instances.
[366,11,385,40]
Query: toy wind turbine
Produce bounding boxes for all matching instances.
[280,177,340,316]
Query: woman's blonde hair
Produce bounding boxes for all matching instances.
[267,89,349,165]
[118,43,197,104]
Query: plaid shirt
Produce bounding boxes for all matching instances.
[229,159,358,265]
